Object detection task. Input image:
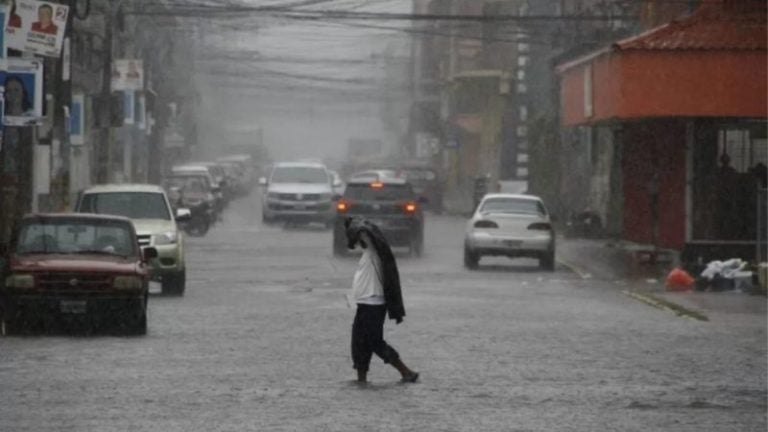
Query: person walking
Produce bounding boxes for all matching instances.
[345,217,419,384]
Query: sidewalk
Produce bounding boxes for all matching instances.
[557,236,767,320]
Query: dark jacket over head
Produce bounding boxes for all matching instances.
[345,217,406,323]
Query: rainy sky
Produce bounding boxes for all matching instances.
[193,0,412,163]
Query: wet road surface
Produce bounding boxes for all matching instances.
[1,192,765,431]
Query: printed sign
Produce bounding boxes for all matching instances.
[69,92,83,145]
[5,0,69,58]
[0,5,8,58]
[123,90,134,125]
[111,59,143,91]
[2,57,43,126]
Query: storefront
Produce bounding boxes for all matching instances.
[556,2,767,264]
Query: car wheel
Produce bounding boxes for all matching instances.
[464,245,479,270]
[162,269,186,296]
[540,249,555,271]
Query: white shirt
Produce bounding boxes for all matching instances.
[351,246,385,305]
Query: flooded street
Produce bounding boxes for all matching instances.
[1,192,764,432]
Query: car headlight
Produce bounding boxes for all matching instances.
[113,276,143,290]
[5,274,35,289]
[154,231,177,245]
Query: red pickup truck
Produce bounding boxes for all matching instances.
[0,213,157,335]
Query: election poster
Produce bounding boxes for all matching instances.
[0,4,9,58]
[5,0,68,58]
[2,57,43,126]
[111,59,144,91]
[69,93,84,145]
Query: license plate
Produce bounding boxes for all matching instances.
[60,300,87,314]
[502,240,522,247]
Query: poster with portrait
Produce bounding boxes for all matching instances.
[2,57,43,126]
[136,94,146,130]
[0,4,9,59]
[123,90,134,125]
[5,0,68,58]
[111,59,144,91]
[69,93,84,145]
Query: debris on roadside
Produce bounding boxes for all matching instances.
[665,268,695,291]
[696,259,759,293]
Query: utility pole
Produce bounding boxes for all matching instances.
[97,1,114,184]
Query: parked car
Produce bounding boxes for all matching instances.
[333,177,425,257]
[172,164,223,216]
[0,213,157,334]
[464,193,555,271]
[75,184,190,295]
[163,174,216,237]
[260,161,337,227]
[218,154,256,193]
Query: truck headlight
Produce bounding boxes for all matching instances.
[5,274,34,289]
[113,276,143,290]
[154,231,177,245]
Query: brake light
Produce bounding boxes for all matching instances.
[336,200,349,212]
[474,220,499,228]
[405,202,417,213]
[371,182,384,189]
[527,222,552,231]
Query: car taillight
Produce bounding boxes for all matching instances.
[474,220,499,228]
[527,222,552,231]
[371,182,384,189]
[337,200,350,212]
[404,202,417,213]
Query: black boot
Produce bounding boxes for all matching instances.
[356,369,368,383]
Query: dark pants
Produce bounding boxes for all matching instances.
[351,304,400,373]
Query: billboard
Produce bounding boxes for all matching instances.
[5,0,68,58]
[2,57,43,126]
[111,59,144,91]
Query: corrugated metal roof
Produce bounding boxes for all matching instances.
[616,3,766,51]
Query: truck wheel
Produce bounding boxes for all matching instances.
[162,269,186,296]
[464,245,479,270]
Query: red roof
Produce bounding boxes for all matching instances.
[615,3,766,51]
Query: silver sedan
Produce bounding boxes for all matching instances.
[464,194,555,270]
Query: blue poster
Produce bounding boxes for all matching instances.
[3,58,43,126]
[0,7,7,59]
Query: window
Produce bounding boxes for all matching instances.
[344,184,414,201]
[17,219,137,257]
[271,166,329,184]
[480,198,545,216]
[717,127,768,173]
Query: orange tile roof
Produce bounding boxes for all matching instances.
[616,3,766,51]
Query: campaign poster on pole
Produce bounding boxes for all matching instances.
[2,57,43,126]
[5,0,68,58]
[111,59,144,92]
[69,93,84,145]
[137,94,146,130]
[123,90,134,125]
[0,4,9,59]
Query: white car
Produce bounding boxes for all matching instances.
[464,194,555,271]
[260,161,337,227]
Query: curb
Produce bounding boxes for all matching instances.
[623,291,709,322]
[557,258,592,279]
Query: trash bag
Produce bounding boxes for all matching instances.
[666,267,695,291]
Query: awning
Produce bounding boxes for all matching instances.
[557,2,767,126]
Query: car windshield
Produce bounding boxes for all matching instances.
[16,219,137,257]
[271,166,328,183]
[165,176,210,193]
[344,183,414,201]
[80,192,171,220]
[480,198,546,216]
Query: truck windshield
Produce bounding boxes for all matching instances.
[80,192,171,220]
[271,167,328,184]
[16,219,137,257]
